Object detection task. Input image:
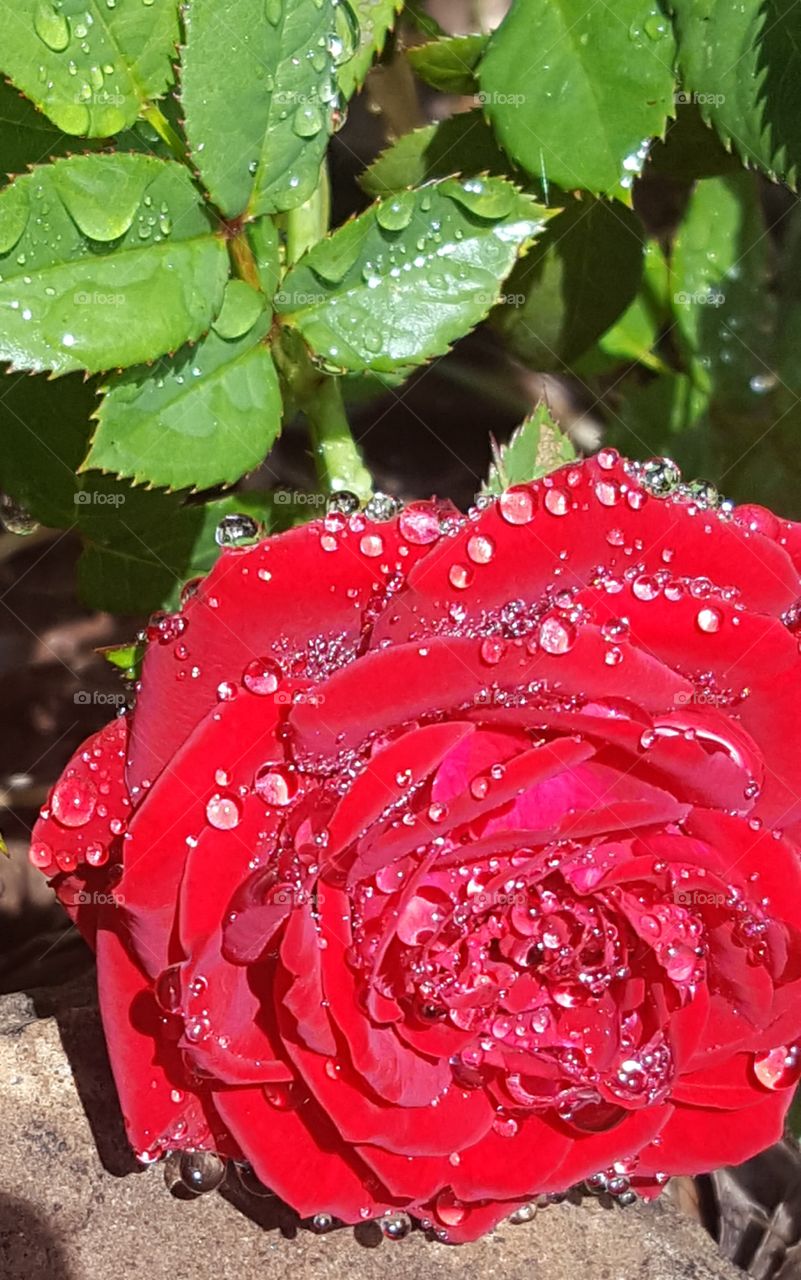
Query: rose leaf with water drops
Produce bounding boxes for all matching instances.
[85,291,282,492]
[0,0,179,136]
[406,33,487,96]
[276,177,552,374]
[671,0,801,188]
[0,153,229,375]
[337,0,402,101]
[180,0,338,219]
[483,402,576,496]
[479,0,677,196]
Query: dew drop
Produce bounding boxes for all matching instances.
[254,765,298,807]
[205,793,241,830]
[242,657,281,696]
[696,607,722,634]
[50,775,97,828]
[179,1150,226,1194]
[499,487,536,525]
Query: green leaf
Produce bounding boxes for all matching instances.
[98,641,144,680]
[671,0,801,187]
[277,177,550,373]
[494,197,644,368]
[0,367,95,526]
[85,313,281,492]
[407,34,487,95]
[671,172,775,412]
[76,486,278,613]
[0,153,229,375]
[338,0,402,100]
[610,370,711,467]
[483,402,576,495]
[479,0,677,195]
[0,0,179,136]
[181,0,337,218]
[0,80,177,181]
[577,241,670,374]
[360,110,511,196]
[647,102,741,181]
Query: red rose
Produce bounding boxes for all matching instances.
[30,452,801,1241]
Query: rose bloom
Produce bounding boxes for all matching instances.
[30,452,801,1241]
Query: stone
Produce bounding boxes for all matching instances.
[0,977,741,1280]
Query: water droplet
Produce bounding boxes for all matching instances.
[376,192,415,231]
[327,490,360,516]
[753,1043,801,1090]
[641,457,680,497]
[264,0,283,22]
[399,503,441,544]
[360,533,383,557]
[312,1212,335,1232]
[544,488,569,516]
[205,793,241,830]
[293,102,324,137]
[179,1150,226,1194]
[34,1,70,52]
[449,563,473,590]
[380,1211,411,1240]
[215,513,260,548]
[499,487,536,525]
[50,775,97,828]
[466,533,495,564]
[696,606,722,634]
[363,492,399,521]
[538,616,575,655]
[254,765,298,807]
[447,177,515,219]
[509,1203,536,1225]
[0,495,39,536]
[242,657,281,696]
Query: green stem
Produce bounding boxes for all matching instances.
[141,104,186,164]
[229,229,261,289]
[304,374,373,500]
[280,162,373,501]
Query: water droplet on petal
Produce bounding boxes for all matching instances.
[499,487,536,525]
[753,1043,801,1090]
[254,765,298,807]
[242,657,281,696]
[205,793,241,830]
[538,616,575,655]
[50,775,97,828]
[696,607,722,634]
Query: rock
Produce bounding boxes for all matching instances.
[0,977,742,1280]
